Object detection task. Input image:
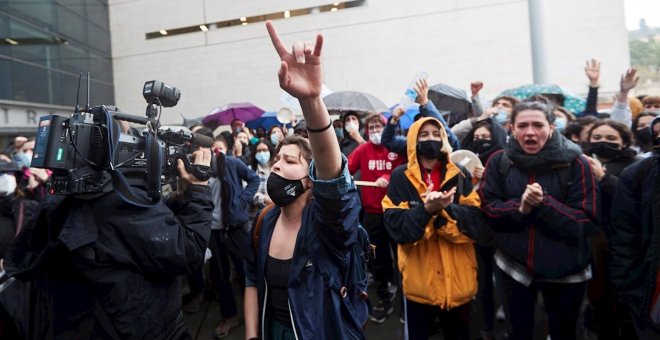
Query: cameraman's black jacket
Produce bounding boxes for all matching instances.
[4,184,213,340]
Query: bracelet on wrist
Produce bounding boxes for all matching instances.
[306,120,332,133]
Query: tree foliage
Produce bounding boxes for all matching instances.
[630,39,660,70]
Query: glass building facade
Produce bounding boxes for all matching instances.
[0,0,114,108]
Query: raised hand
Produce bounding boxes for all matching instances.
[585,59,601,87]
[414,78,430,105]
[266,21,323,100]
[620,68,639,93]
[390,106,405,125]
[470,81,484,97]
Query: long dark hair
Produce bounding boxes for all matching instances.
[249,139,276,171]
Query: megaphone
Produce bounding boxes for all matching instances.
[276,107,294,125]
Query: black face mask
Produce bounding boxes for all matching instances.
[416,140,444,160]
[634,128,653,150]
[472,139,493,155]
[586,141,622,160]
[266,172,308,207]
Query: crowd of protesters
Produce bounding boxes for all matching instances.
[0,22,659,340]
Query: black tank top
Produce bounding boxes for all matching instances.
[266,255,293,327]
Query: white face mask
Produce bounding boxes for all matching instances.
[0,174,17,196]
[345,122,359,133]
[369,132,382,145]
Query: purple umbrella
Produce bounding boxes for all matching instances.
[202,102,265,130]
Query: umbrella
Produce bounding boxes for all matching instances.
[280,84,332,114]
[383,105,420,130]
[428,83,472,127]
[180,114,203,128]
[202,102,265,130]
[323,91,389,116]
[245,111,292,131]
[498,84,586,114]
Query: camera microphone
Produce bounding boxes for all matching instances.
[191,133,213,148]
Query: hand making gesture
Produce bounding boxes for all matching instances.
[265,20,340,178]
[266,21,323,100]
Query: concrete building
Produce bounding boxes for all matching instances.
[108,0,630,125]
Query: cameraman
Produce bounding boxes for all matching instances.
[3,149,213,340]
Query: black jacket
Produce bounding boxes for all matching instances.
[594,149,640,234]
[609,156,660,327]
[479,133,600,279]
[4,185,213,340]
[0,196,38,258]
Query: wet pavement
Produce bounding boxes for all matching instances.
[180,283,594,340]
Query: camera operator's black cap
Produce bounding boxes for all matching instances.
[0,160,20,173]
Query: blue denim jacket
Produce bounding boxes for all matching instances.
[244,155,365,340]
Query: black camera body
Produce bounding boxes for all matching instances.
[31,81,212,198]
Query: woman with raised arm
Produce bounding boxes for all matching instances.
[243,21,365,340]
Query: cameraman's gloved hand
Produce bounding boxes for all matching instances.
[177,149,212,185]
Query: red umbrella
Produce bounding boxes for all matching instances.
[202,102,265,130]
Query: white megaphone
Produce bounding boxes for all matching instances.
[276,107,294,125]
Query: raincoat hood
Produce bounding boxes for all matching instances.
[405,117,454,185]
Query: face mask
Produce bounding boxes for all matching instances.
[335,128,344,139]
[255,151,271,165]
[647,108,660,115]
[635,127,653,150]
[586,141,622,160]
[266,172,308,207]
[345,122,359,133]
[472,139,493,155]
[12,152,31,168]
[554,117,567,133]
[494,109,509,126]
[249,136,259,145]
[270,133,281,146]
[369,132,382,145]
[0,174,17,196]
[416,140,444,160]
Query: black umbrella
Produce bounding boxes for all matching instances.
[428,83,472,127]
[323,91,388,116]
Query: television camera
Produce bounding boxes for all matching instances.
[31,80,213,205]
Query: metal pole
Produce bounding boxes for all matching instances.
[528,0,548,84]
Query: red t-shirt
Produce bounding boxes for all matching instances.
[348,142,405,213]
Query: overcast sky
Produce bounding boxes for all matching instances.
[625,0,660,30]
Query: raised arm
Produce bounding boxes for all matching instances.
[266,21,341,179]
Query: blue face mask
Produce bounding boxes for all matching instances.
[554,117,567,133]
[335,128,344,139]
[270,134,281,146]
[494,109,509,125]
[255,151,271,165]
[12,152,31,168]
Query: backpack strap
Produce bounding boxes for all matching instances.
[556,163,574,201]
[498,152,512,178]
[252,204,275,253]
